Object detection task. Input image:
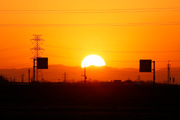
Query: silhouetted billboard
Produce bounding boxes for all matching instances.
[37,57,48,69]
[139,60,152,72]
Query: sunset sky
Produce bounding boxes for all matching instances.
[0,0,180,69]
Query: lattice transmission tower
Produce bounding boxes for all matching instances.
[30,35,44,82]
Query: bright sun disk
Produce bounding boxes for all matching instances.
[81,55,106,68]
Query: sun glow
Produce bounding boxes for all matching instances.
[81,55,106,68]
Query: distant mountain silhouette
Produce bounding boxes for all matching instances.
[0,64,179,84]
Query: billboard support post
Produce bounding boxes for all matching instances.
[33,58,36,82]
[153,61,155,85]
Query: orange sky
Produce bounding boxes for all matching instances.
[0,0,180,69]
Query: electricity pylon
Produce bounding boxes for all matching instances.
[30,35,44,82]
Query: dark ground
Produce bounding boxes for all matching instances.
[0,82,180,119]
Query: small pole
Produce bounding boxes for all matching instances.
[63,72,66,83]
[167,60,170,84]
[138,75,140,82]
[84,67,87,83]
[152,61,155,85]
[28,69,30,83]
[21,73,24,82]
[13,77,16,82]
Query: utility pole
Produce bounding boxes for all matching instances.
[138,75,140,82]
[41,74,44,82]
[28,69,30,83]
[63,72,67,83]
[172,77,175,84]
[83,67,87,83]
[167,60,171,84]
[21,73,24,82]
[31,35,44,82]
[13,77,16,82]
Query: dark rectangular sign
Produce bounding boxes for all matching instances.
[139,60,152,72]
[37,57,48,69]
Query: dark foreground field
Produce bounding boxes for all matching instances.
[0,82,180,119]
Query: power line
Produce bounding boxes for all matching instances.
[0,47,180,65]
[44,44,180,53]
[0,63,32,68]
[0,7,180,13]
[0,45,29,52]
[0,54,29,61]
[43,53,180,63]
[44,53,81,60]
[112,60,180,63]
[0,22,180,27]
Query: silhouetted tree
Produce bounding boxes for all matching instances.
[0,75,8,84]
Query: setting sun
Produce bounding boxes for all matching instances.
[81,55,105,68]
